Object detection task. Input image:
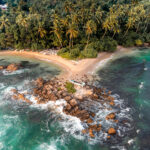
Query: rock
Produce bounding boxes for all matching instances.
[6,63,20,72]
[107,136,111,139]
[86,89,93,96]
[65,103,72,110]
[109,101,115,106]
[35,78,44,87]
[106,113,115,120]
[89,129,95,138]
[69,99,77,107]
[18,93,25,100]
[90,112,95,117]
[108,128,116,135]
[64,96,72,101]
[93,94,99,99]
[49,93,57,101]
[107,96,115,101]
[0,65,5,70]
[87,118,93,124]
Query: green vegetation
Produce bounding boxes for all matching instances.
[65,82,76,93]
[0,0,150,58]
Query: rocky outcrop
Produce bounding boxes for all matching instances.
[6,63,20,72]
[11,89,32,104]
[0,63,21,72]
[10,76,119,139]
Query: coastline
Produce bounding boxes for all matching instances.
[0,46,135,80]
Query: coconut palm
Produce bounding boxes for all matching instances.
[0,15,9,30]
[85,20,97,45]
[16,13,28,29]
[66,23,78,48]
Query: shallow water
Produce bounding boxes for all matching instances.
[0,49,150,150]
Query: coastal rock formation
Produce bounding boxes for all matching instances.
[6,64,20,72]
[11,89,32,104]
[10,77,119,139]
[0,63,21,72]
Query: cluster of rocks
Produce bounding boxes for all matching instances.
[33,77,118,138]
[11,89,32,104]
[0,63,21,72]
[11,77,118,139]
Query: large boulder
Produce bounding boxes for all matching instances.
[6,64,20,72]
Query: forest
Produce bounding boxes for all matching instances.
[0,0,150,58]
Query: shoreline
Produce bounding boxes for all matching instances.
[0,46,136,80]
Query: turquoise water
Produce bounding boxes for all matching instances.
[97,48,150,150]
[0,49,150,150]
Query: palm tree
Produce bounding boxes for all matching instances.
[16,14,28,29]
[51,21,63,47]
[38,27,47,38]
[66,23,78,48]
[85,20,97,46]
[0,15,9,30]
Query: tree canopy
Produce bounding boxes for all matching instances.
[0,0,150,58]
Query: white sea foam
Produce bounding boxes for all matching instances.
[128,138,135,145]
[139,82,144,89]
[0,142,4,149]
[2,69,29,76]
[111,145,127,150]
[92,54,114,75]
[144,67,148,71]
[0,83,5,90]
[36,142,57,150]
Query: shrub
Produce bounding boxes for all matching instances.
[65,82,76,93]
[81,47,98,58]
[57,47,69,55]
[87,41,104,52]
[70,48,80,58]
[142,33,150,43]
[58,52,71,59]
[135,39,143,46]
[100,37,118,52]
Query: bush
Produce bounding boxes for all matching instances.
[58,52,71,59]
[70,48,80,58]
[135,39,143,46]
[142,33,150,43]
[65,82,76,93]
[87,41,104,52]
[57,47,69,55]
[100,37,118,52]
[81,47,98,58]
[117,31,142,47]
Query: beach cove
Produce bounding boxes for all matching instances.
[0,46,149,149]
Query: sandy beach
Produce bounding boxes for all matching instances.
[0,46,130,80]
